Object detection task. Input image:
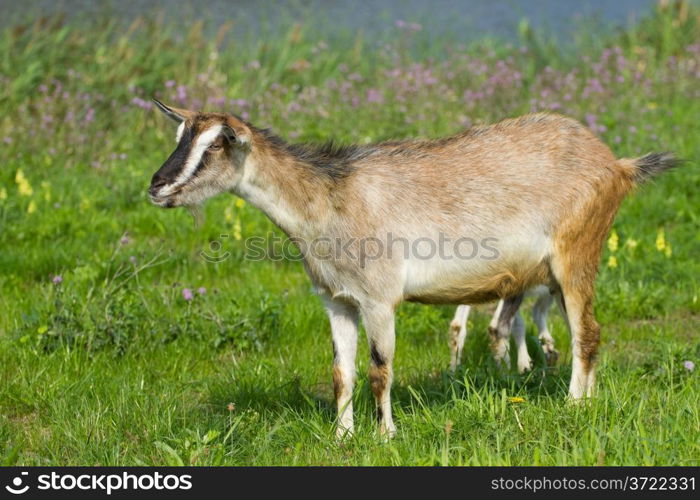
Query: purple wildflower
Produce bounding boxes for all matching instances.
[366,88,383,103]
[176,85,187,103]
[585,113,598,130]
[211,96,227,107]
[182,288,194,301]
[197,287,207,295]
[684,360,695,372]
[52,275,63,285]
[131,97,152,110]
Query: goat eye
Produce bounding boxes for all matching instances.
[208,144,222,151]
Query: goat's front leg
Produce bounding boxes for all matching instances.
[322,296,359,439]
[361,303,396,438]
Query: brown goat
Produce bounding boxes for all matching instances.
[148,101,677,438]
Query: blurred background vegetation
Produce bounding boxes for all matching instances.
[0,0,698,465]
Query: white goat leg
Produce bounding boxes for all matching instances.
[488,300,509,367]
[532,289,557,366]
[511,311,532,373]
[449,305,470,372]
[323,296,359,439]
[362,303,396,438]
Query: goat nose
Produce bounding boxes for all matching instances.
[149,175,167,194]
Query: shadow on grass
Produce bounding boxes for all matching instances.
[204,337,572,425]
[392,364,570,409]
[389,329,572,410]
[207,372,336,421]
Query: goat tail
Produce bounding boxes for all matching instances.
[617,152,681,185]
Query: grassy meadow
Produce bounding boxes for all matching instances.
[1,3,699,465]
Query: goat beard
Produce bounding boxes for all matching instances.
[186,203,205,228]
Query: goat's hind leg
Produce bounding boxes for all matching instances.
[488,295,524,370]
[532,290,558,366]
[511,310,532,373]
[552,263,600,400]
[560,285,599,399]
[449,305,470,372]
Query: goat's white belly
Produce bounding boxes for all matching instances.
[401,229,552,301]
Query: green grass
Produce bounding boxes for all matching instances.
[1,2,699,465]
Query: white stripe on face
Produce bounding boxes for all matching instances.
[160,125,222,196]
[175,122,185,143]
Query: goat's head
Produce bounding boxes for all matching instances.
[149,100,252,208]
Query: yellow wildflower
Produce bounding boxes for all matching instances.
[15,169,33,196]
[224,205,234,223]
[27,200,37,214]
[607,255,618,268]
[656,228,666,252]
[0,187,7,200]
[41,181,51,202]
[664,243,672,258]
[507,397,525,404]
[607,229,619,252]
[233,217,242,241]
[235,198,246,209]
[625,238,638,250]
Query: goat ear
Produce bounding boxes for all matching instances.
[152,99,194,123]
[224,117,252,145]
[222,125,238,143]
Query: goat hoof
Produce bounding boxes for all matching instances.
[335,426,354,442]
[542,345,559,366]
[378,424,396,441]
[493,355,510,372]
[517,359,533,374]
